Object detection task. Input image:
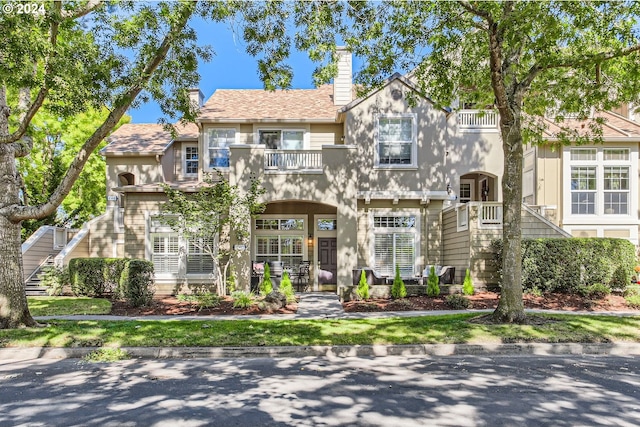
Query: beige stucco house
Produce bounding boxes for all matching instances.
[26,49,638,296]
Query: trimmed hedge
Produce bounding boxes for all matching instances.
[69,258,128,297]
[69,258,155,306]
[491,238,635,293]
[117,259,155,307]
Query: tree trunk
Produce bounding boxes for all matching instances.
[493,114,527,323]
[0,143,37,329]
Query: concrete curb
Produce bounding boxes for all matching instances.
[3,342,640,361]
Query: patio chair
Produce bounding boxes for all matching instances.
[422,265,456,285]
[292,261,310,292]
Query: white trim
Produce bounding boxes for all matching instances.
[459,179,475,203]
[564,225,639,245]
[183,143,199,178]
[252,214,309,267]
[563,144,638,226]
[253,125,311,149]
[368,208,421,277]
[373,113,418,168]
[203,125,240,171]
[313,214,338,292]
[456,204,469,232]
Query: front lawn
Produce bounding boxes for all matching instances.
[27,297,112,316]
[1,314,640,348]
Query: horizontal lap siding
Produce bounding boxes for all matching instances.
[124,193,166,260]
[22,230,54,281]
[442,208,470,284]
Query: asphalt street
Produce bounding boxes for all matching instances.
[1,354,639,427]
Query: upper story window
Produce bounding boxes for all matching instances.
[184,145,198,177]
[259,130,304,150]
[375,114,417,167]
[569,147,632,216]
[207,128,235,169]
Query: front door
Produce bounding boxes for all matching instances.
[318,237,337,285]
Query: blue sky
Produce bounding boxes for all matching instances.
[129,19,357,123]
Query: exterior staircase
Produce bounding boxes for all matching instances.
[24,256,55,296]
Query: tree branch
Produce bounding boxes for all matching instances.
[457,0,490,20]
[61,0,103,20]
[1,3,197,222]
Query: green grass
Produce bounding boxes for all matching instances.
[1,314,640,348]
[27,297,111,316]
[83,348,131,362]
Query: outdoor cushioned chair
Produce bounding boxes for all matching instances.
[352,267,389,286]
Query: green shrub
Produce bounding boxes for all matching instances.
[445,294,471,310]
[491,238,635,294]
[526,286,543,298]
[577,283,611,299]
[462,268,474,296]
[356,270,370,300]
[279,271,296,303]
[625,284,640,297]
[117,260,155,307]
[625,294,640,309]
[178,292,222,310]
[69,258,128,297]
[260,263,273,296]
[391,265,407,299]
[232,291,254,309]
[427,265,440,297]
[226,266,237,294]
[40,266,70,296]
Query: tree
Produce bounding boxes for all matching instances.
[236,0,640,323]
[391,265,407,299]
[0,1,231,328]
[19,108,129,240]
[462,269,474,296]
[356,270,370,300]
[161,173,265,296]
[426,266,440,297]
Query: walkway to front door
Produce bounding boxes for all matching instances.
[296,293,344,318]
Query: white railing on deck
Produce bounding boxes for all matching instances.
[458,110,498,128]
[480,202,503,226]
[264,150,322,171]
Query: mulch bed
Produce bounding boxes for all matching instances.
[110,296,298,316]
[343,292,634,313]
[109,291,636,316]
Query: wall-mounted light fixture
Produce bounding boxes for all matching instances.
[308,234,313,245]
[446,183,452,195]
[340,135,345,143]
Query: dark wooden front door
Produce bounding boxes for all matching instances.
[318,237,337,285]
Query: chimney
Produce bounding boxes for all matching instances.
[333,47,352,106]
[188,88,204,109]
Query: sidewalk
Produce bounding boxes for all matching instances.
[4,293,638,361]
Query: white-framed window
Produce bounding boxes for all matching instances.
[372,214,418,277]
[207,128,235,169]
[186,237,215,274]
[258,129,305,150]
[375,114,417,167]
[254,216,307,269]
[151,234,180,274]
[184,145,198,176]
[456,204,468,231]
[459,179,474,203]
[567,147,633,216]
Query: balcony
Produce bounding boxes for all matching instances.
[457,110,498,130]
[264,149,323,172]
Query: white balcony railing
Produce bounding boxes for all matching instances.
[457,110,498,129]
[480,202,503,226]
[264,149,322,171]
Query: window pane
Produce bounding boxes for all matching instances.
[374,234,394,276]
[282,131,304,150]
[374,216,416,229]
[280,219,304,230]
[259,130,280,148]
[571,167,596,190]
[570,149,596,161]
[604,192,628,214]
[317,219,337,231]
[185,146,198,174]
[571,192,595,214]
[394,234,415,276]
[208,129,233,168]
[604,149,629,161]
[378,117,413,165]
[604,167,629,190]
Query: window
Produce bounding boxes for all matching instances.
[459,179,475,203]
[568,147,632,216]
[571,166,596,214]
[255,219,304,230]
[186,238,215,274]
[373,215,417,277]
[207,128,234,168]
[376,115,416,166]
[255,236,304,268]
[184,146,198,176]
[317,219,337,231]
[259,130,304,150]
[151,234,180,274]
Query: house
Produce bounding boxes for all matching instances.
[24,48,638,296]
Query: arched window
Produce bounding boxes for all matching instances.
[118,172,135,186]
